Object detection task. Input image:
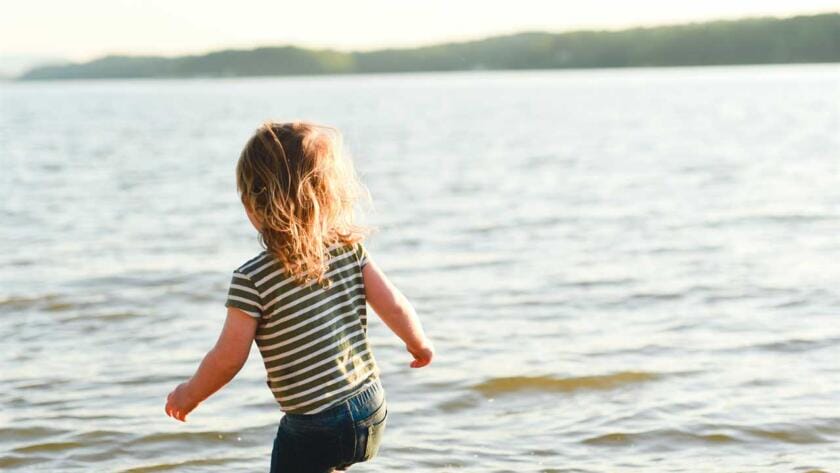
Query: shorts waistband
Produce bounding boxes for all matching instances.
[283,377,383,421]
[346,377,385,422]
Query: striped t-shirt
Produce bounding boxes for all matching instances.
[224,242,380,414]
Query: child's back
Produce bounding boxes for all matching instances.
[226,242,378,415]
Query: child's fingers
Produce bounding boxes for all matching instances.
[164,387,191,421]
[407,346,434,369]
[165,398,187,422]
[410,357,430,368]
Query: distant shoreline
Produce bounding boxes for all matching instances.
[17,12,840,81]
[9,62,840,84]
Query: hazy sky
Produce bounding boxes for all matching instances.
[4,0,840,61]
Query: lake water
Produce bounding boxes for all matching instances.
[1,65,839,472]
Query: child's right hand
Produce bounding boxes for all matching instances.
[407,343,434,368]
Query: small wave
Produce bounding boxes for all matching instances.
[387,255,514,274]
[6,258,35,267]
[0,455,48,469]
[438,395,482,412]
[539,469,594,473]
[62,310,143,322]
[119,456,243,473]
[463,216,577,235]
[598,292,685,308]
[68,273,194,289]
[700,285,799,305]
[648,244,722,255]
[586,344,671,358]
[746,426,828,444]
[126,422,270,446]
[127,430,245,447]
[552,277,636,289]
[0,426,67,440]
[771,298,809,309]
[583,430,736,446]
[13,441,84,454]
[0,294,61,310]
[624,292,684,302]
[703,213,836,228]
[118,374,190,386]
[0,294,103,313]
[472,371,659,396]
[753,337,840,354]
[71,430,126,442]
[724,337,840,354]
[583,425,831,447]
[432,258,513,272]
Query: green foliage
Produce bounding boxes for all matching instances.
[19,13,840,80]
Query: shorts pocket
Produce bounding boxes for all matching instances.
[356,403,387,462]
[362,408,387,461]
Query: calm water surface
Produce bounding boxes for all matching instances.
[1,66,840,472]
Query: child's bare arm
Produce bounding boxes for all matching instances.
[363,259,434,368]
[165,307,258,421]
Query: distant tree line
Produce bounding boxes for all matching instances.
[19,13,840,80]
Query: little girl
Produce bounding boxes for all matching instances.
[165,121,434,472]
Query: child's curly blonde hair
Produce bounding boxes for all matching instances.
[236,121,369,287]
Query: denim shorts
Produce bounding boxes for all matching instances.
[270,378,388,473]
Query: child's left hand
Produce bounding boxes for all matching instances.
[165,382,198,422]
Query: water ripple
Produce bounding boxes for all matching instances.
[583,423,832,448]
[583,430,736,446]
[472,371,660,396]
